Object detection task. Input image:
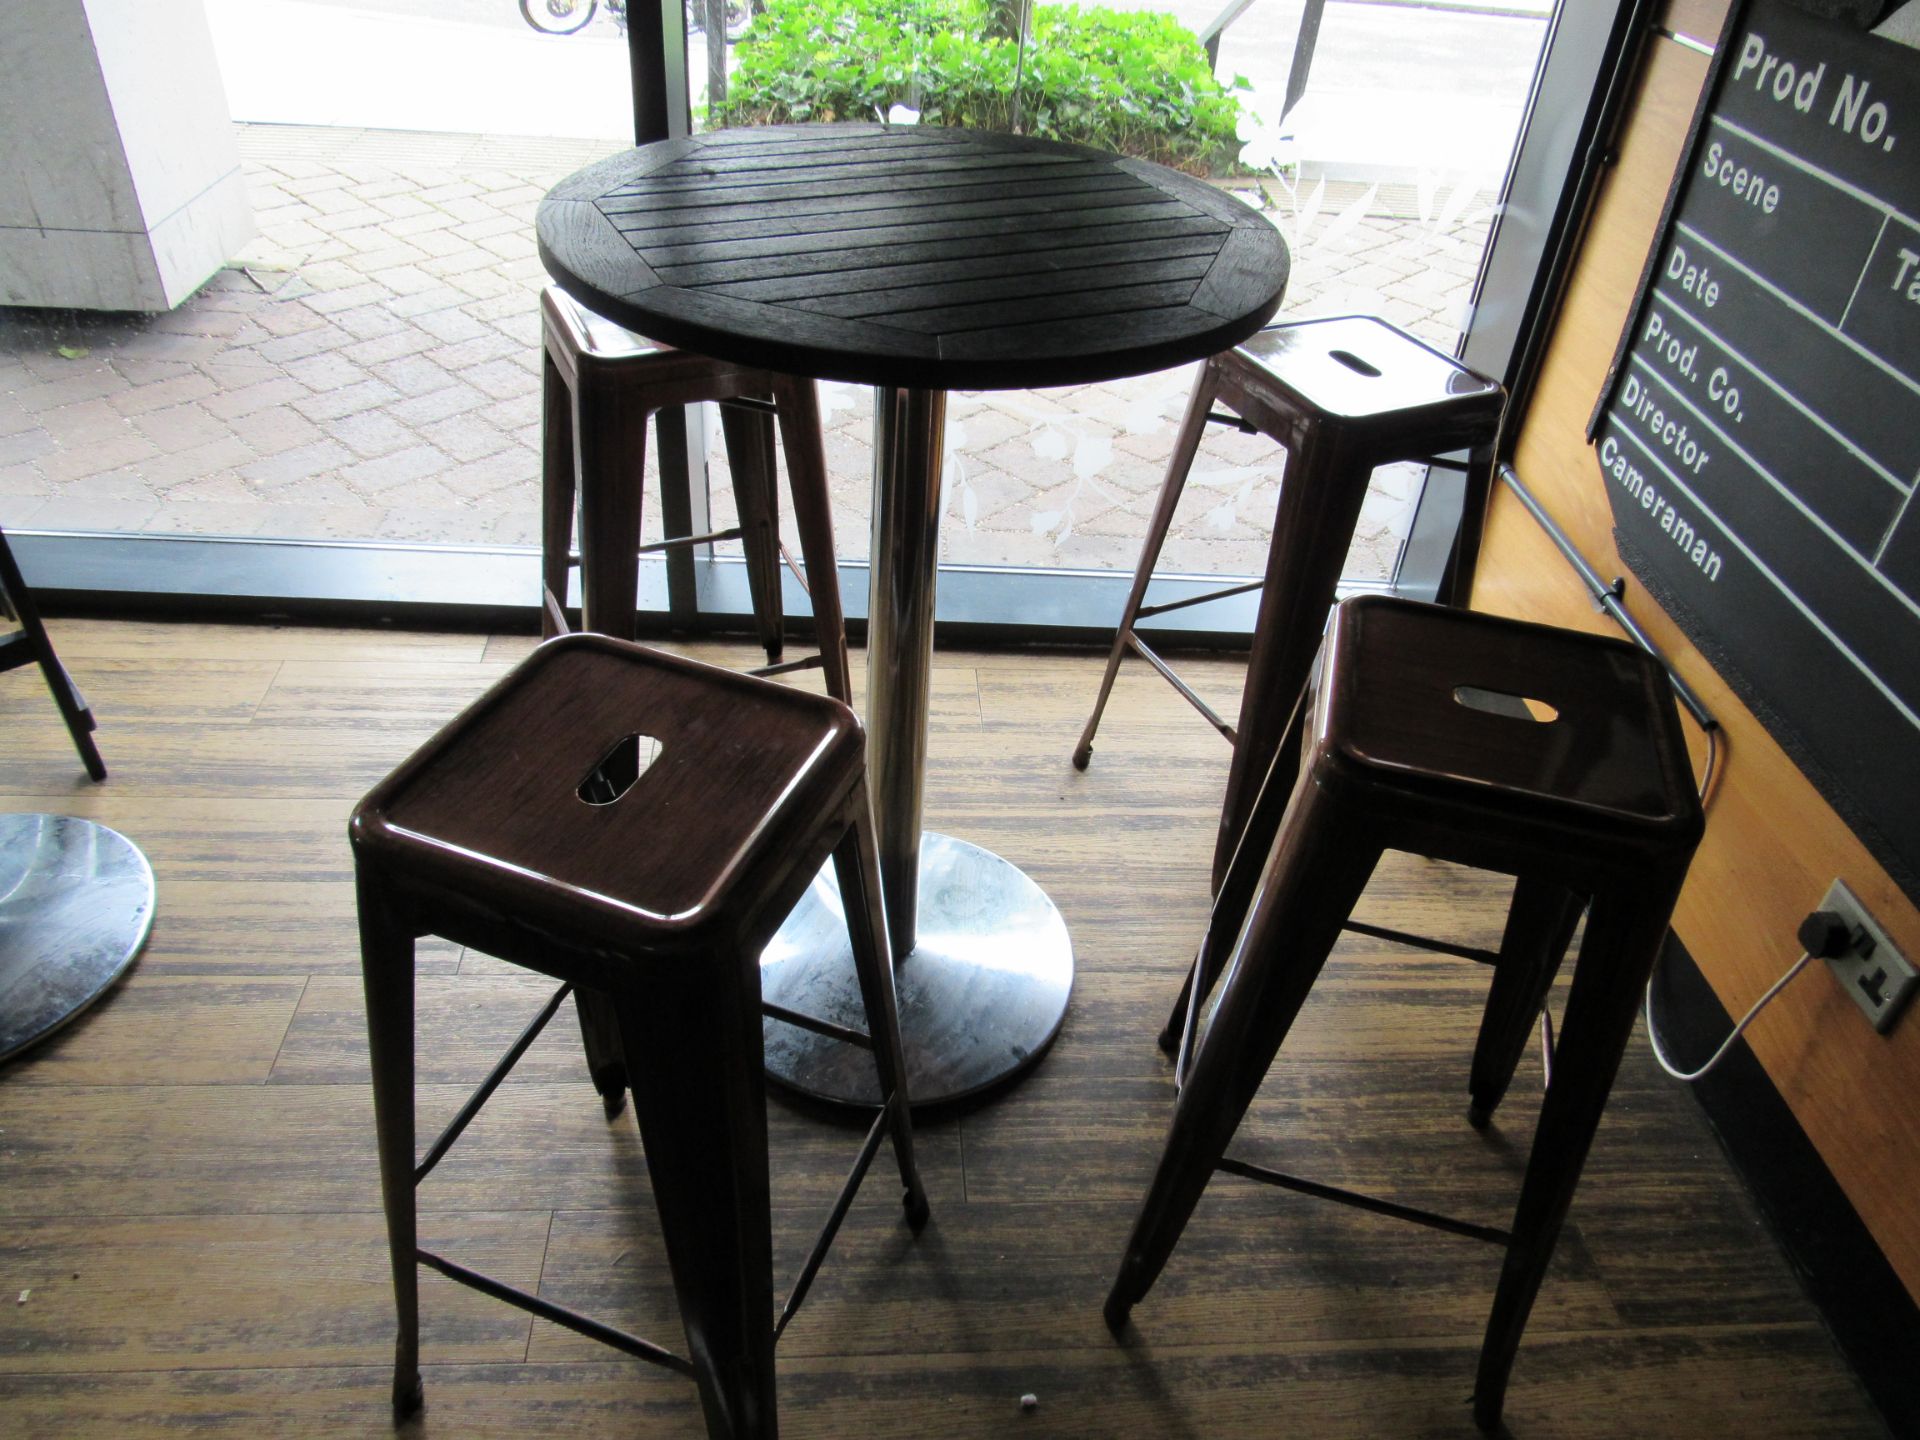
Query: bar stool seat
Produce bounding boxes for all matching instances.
[1105,596,1703,1431]
[1072,315,1505,888]
[352,634,926,1439]
[540,285,853,703]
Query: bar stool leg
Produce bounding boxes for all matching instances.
[1467,878,1585,1127]
[1212,423,1373,889]
[1073,357,1222,770]
[0,524,107,782]
[718,397,786,666]
[1435,439,1499,609]
[355,870,424,1418]
[1162,671,1311,1054]
[770,375,853,708]
[1472,878,1683,1430]
[614,963,778,1440]
[566,385,654,1112]
[571,991,628,1119]
[539,352,577,640]
[1107,780,1379,1331]
[831,777,929,1226]
[574,387,652,643]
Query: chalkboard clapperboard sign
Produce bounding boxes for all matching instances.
[1590,0,1920,902]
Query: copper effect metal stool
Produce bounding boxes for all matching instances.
[542,285,859,1111]
[352,634,926,1439]
[1105,596,1703,1431]
[1071,315,1505,888]
[540,285,853,703]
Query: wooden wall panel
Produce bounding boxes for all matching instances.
[1662,0,1728,47]
[1475,7,1920,1300]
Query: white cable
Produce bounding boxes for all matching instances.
[1645,949,1816,1082]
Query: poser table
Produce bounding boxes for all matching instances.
[538,122,1287,1105]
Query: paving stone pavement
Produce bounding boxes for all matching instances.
[0,123,1495,582]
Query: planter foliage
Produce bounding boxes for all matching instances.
[710,0,1244,173]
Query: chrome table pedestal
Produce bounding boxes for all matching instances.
[0,814,155,1063]
[761,389,1075,1107]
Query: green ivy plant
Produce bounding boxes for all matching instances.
[709,0,1245,174]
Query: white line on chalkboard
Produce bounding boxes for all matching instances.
[1610,419,1920,732]
[1677,223,1920,400]
[1650,296,1908,496]
[1630,353,1920,625]
[1882,488,1917,571]
[1714,115,1918,233]
[1836,212,1887,335]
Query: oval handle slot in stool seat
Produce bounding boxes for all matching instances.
[1328,348,1382,378]
[578,732,662,806]
[1452,686,1560,724]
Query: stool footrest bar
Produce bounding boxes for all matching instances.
[1339,920,1500,965]
[1205,409,1261,434]
[775,1105,891,1342]
[565,526,751,568]
[1127,635,1236,743]
[1215,1155,1512,1245]
[779,542,808,593]
[416,982,573,1185]
[416,1247,695,1376]
[1134,577,1265,622]
[762,999,872,1050]
[638,526,746,556]
[748,655,826,680]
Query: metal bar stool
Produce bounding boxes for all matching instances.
[543,285,859,1108]
[352,634,927,1439]
[1105,596,1703,1431]
[540,285,853,704]
[1071,315,1505,890]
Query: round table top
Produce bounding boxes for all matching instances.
[536,122,1289,392]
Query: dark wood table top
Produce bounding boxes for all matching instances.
[536,122,1289,392]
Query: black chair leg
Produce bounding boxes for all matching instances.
[539,352,577,638]
[1161,675,1311,1057]
[0,523,107,782]
[1435,439,1499,609]
[565,385,652,1113]
[1074,357,1220,771]
[1110,780,1378,1332]
[355,869,425,1418]
[1472,879,1683,1431]
[1211,422,1371,890]
[771,374,853,708]
[574,389,651,643]
[1468,878,1585,1127]
[614,965,778,1440]
[574,989,629,1118]
[719,397,785,667]
[832,780,928,1227]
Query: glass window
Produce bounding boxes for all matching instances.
[695,0,1549,589]
[2,0,1564,631]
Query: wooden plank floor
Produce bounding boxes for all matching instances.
[0,617,1883,1438]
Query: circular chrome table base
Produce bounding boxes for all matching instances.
[0,814,155,1063]
[761,833,1073,1107]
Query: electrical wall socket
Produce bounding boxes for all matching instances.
[1819,880,1917,1034]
